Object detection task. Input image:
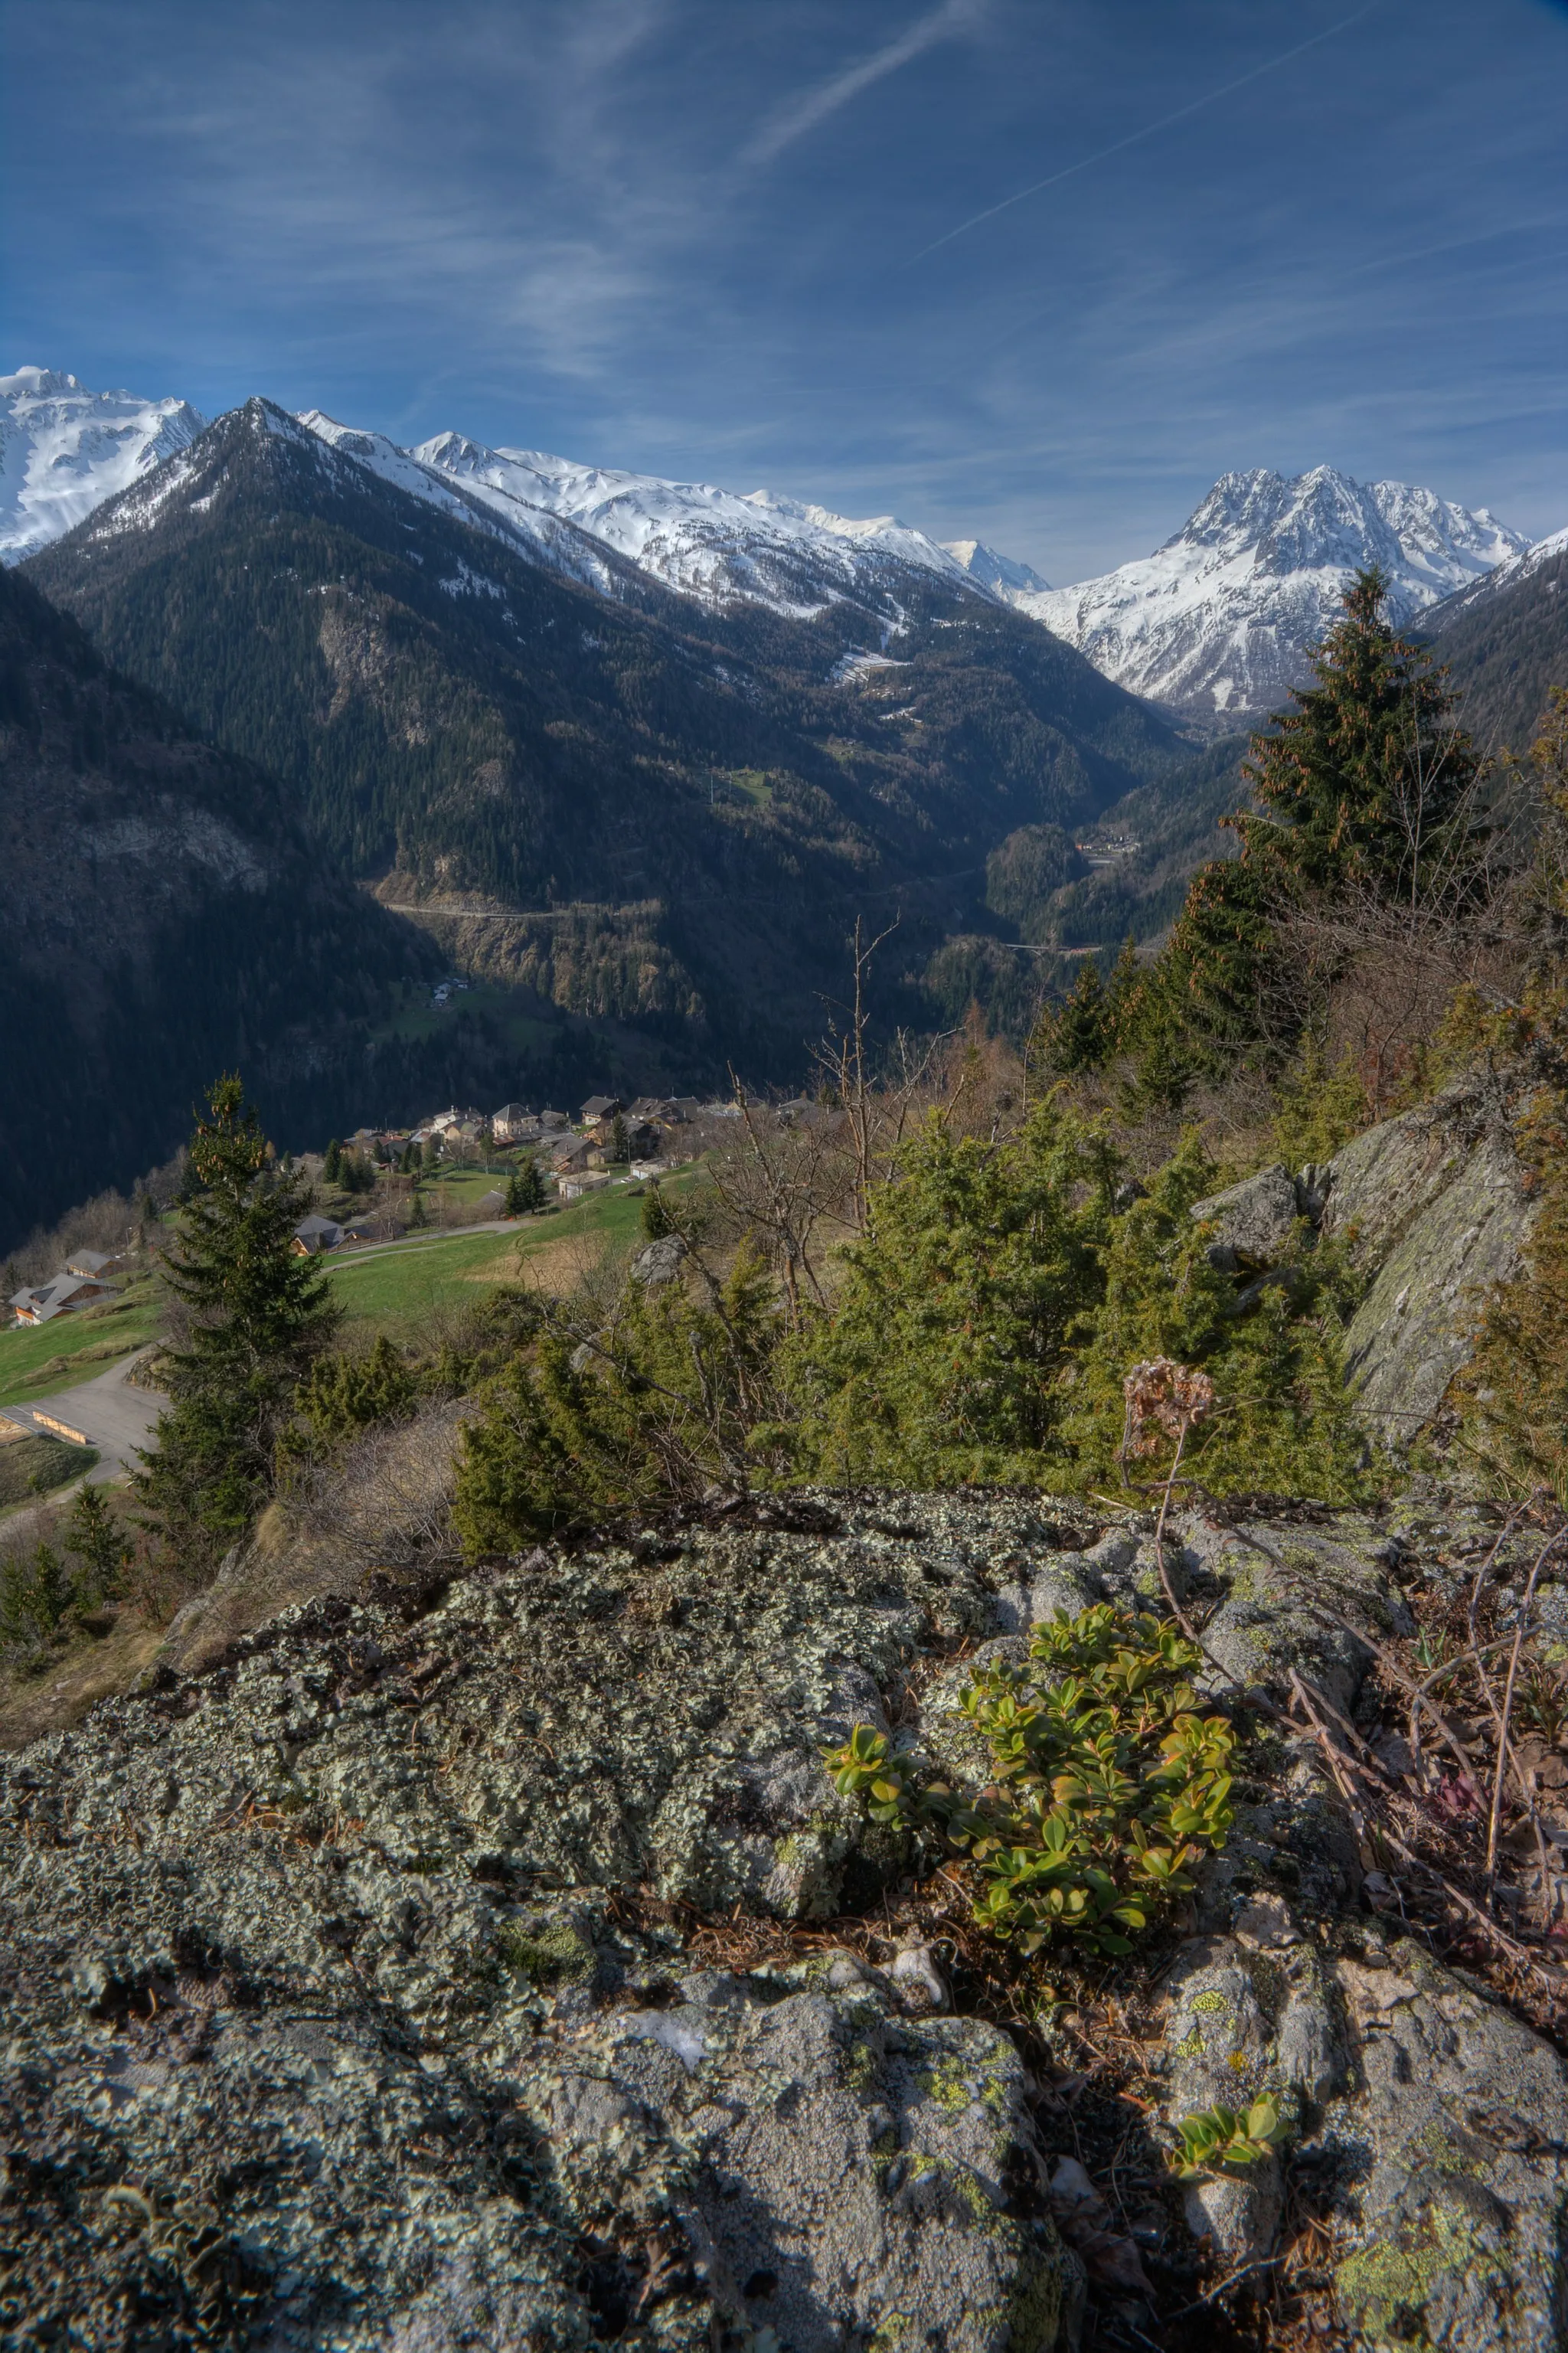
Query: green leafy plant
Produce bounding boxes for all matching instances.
[1171,2096,1286,2178]
[827,1603,1237,1956]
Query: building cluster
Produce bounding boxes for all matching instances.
[8,1250,125,1326]
[283,1091,735,1247]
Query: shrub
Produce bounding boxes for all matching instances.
[827,1603,1236,1957]
[454,1245,784,1551]
[1058,1133,1371,1498]
[782,1101,1116,1485]
[0,1543,75,1652]
[287,1333,419,1460]
[784,1106,1370,1500]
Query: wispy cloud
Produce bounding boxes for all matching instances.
[911,2,1382,260]
[743,0,987,168]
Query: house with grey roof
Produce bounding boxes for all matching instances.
[8,1270,117,1325]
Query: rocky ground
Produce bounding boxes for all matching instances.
[5,1486,1568,2349]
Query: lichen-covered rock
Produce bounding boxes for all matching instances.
[1179,1512,1413,1714]
[1189,1163,1305,1272]
[1320,1073,1536,1444]
[1327,1940,1568,2351]
[1152,1920,1346,2263]
[524,1958,1076,2352]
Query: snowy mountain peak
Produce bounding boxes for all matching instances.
[406,430,978,613]
[942,539,1050,594]
[1007,466,1531,718]
[1,365,205,560]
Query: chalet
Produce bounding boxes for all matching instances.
[8,1270,117,1325]
[291,1215,343,1256]
[64,1250,121,1279]
[492,1103,534,1142]
[581,1094,624,1124]
[550,1135,594,1172]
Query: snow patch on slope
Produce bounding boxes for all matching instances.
[1,366,205,561]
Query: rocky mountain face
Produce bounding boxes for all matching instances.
[1423,524,1568,750]
[0,367,204,562]
[1007,467,1529,722]
[25,397,1187,1074]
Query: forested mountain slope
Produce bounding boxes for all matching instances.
[0,565,449,1243]
[27,399,1187,1063]
[1423,531,1568,750]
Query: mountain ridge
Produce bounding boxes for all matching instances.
[25,394,1186,1080]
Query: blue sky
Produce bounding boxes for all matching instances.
[5,0,1567,580]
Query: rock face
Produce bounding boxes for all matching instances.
[1321,1076,1536,1441]
[3,1492,1565,2347]
[1185,1075,1537,1446]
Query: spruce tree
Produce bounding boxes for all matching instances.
[1038,958,1110,1074]
[1139,569,1485,1080]
[1236,568,1481,902]
[515,1155,546,1214]
[137,1076,341,1558]
[324,1137,343,1186]
[64,1482,127,1603]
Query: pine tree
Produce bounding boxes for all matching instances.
[64,1482,127,1604]
[642,1181,675,1240]
[324,1137,343,1185]
[1037,957,1111,1074]
[1236,568,1481,902]
[514,1155,546,1214]
[137,1075,341,1558]
[1135,569,1485,1084]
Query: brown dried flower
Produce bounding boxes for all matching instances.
[1120,1358,1217,1466]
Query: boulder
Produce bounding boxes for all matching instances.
[1188,1162,1304,1272]
[1328,1940,1568,2351]
[629,1233,688,1286]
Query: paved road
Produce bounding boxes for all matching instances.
[1,1348,165,1481]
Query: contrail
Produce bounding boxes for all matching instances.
[746,0,986,168]
[910,2,1381,262]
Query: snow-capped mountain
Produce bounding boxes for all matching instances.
[1421,517,1568,630]
[0,366,204,561]
[300,410,981,616]
[1003,468,1530,719]
[5,374,1533,700]
[397,426,981,614]
[942,540,1050,595]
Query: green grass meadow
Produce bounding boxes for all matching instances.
[0,1283,160,1410]
[326,1181,658,1336]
